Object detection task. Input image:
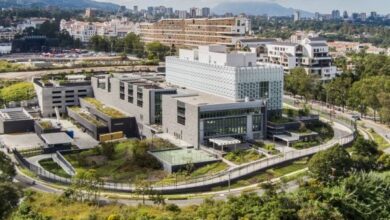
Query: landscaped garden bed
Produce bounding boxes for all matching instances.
[39,158,71,178]
[291,121,334,149]
[223,149,265,165]
[82,97,125,118]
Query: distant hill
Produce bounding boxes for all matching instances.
[0,0,120,11]
[212,1,313,17]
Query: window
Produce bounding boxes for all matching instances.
[78,89,87,93]
[52,91,61,94]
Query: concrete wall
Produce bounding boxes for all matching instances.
[34,81,93,117]
[0,119,35,134]
[162,95,200,147]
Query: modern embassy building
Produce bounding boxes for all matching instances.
[163,45,284,147]
[33,75,93,117]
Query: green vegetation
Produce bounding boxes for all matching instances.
[291,121,334,149]
[38,159,71,178]
[0,61,29,72]
[145,41,171,61]
[90,33,144,57]
[38,120,54,130]
[0,151,21,219]
[268,116,293,124]
[368,128,390,150]
[82,97,125,118]
[69,107,106,127]
[252,141,280,155]
[0,82,35,103]
[286,53,390,124]
[64,140,164,183]
[224,149,264,165]
[190,162,228,178]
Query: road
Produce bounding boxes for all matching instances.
[0,65,161,80]
[283,95,390,150]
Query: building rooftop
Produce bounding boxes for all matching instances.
[0,108,33,121]
[41,132,73,145]
[172,90,234,106]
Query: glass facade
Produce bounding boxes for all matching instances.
[203,116,247,138]
[200,108,261,119]
[154,90,176,124]
[252,114,262,132]
[177,101,186,125]
[238,81,269,100]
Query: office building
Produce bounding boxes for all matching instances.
[189,7,197,18]
[177,10,187,19]
[139,17,251,47]
[33,75,93,117]
[85,8,97,18]
[133,5,138,13]
[91,72,177,137]
[201,7,211,17]
[166,45,284,112]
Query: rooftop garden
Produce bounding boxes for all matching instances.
[252,141,280,155]
[283,106,310,118]
[69,107,106,127]
[61,139,228,184]
[38,120,55,130]
[224,149,265,165]
[82,97,126,118]
[291,121,334,149]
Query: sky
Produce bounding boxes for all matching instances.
[96,0,390,14]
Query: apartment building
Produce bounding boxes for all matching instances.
[60,18,140,43]
[33,75,93,117]
[0,27,17,41]
[165,45,284,113]
[139,17,251,47]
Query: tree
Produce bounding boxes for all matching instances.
[100,142,115,160]
[0,151,16,182]
[350,137,380,171]
[308,145,352,183]
[0,82,35,103]
[285,67,316,102]
[134,177,153,205]
[145,41,170,61]
[0,183,21,219]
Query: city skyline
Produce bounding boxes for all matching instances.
[96,0,390,14]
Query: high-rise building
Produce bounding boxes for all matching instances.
[370,11,378,18]
[331,10,340,19]
[189,7,197,18]
[139,17,251,47]
[314,12,321,21]
[176,10,187,19]
[343,11,349,19]
[294,10,301,22]
[201,7,211,17]
[85,8,96,18]
[133,5,138,13]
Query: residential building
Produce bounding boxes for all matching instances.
[16,17,50,32]
[0,43,12,54]
[0,27,16,41]
[189,7,197,18]
[176,10,188,19]
[33,75,93,117]
[265,37,337,79]
[85,8,97,18]
[139,17,251,47]
[60,18,140,43]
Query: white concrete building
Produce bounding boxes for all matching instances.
[17,18,50,32]
[60,19,140,43]
[244,36,337,80]
[166,45,284,112]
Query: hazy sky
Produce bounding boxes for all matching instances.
[96,0,390,14]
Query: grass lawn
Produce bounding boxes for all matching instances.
[368,129,390,150]
[157,162,228,185]
[12,190,191,220]
[38,159,71,178]
[64,140,167,183]
[211,157,309,191]
[224,149,265,165]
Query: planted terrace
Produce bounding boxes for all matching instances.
[68,107,106,127]
[82,97,126,118]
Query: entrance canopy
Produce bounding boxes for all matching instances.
[209,137,241,146]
